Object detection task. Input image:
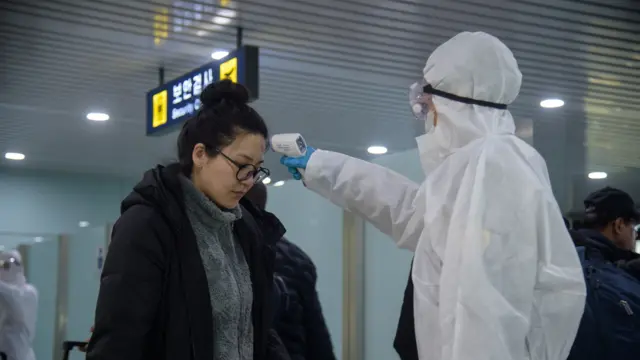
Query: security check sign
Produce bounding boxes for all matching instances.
[146,45,259,135]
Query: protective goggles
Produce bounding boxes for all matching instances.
[409,79,509,127]
[0,257,21,270]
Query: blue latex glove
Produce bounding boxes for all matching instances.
[280,146,316,180]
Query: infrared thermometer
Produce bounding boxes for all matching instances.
[271,133,308,177]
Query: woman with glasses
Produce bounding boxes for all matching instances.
[87,80,290,360]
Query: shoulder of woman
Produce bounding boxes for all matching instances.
[111,204,173,257]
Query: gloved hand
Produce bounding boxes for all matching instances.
[280,147,316,180]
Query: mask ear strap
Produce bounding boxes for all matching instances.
[423,84,508,109]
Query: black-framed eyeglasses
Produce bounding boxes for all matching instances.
[218,150,270,183]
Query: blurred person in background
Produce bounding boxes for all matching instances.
[280,31,586,360]
[0,250,38,360]
[568,187,640,360]
[244,182,337,360]
[87,80,290,360]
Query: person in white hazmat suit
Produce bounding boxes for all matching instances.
[0,250,38,360]
[280,32,587,360]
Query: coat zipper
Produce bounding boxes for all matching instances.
[620,300,634,316]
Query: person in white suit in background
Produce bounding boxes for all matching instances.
[0,250,38,360]
[280,31,586,360]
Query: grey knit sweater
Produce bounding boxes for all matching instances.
[180,175,254,360]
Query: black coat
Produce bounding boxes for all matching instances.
[273,238,337,360]
[394,259,418,360]
[86,164,290,360]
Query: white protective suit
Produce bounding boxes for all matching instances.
[0,250,38,360]
[302,32,586,360]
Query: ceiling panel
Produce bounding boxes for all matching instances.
[0,0,639,190]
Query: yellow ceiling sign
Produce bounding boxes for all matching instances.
[221,0,231,7]
[220,57,238,83]
[153,7,169,46]
[152,90,168,128]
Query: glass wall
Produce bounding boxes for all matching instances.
[267,181,345,357]
[65,226,110,359]
[25,236,60,360]
[363,149,423,360]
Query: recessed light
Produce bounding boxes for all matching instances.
[87,112,110,121]
[211,50,229,60]
[34,237,43,243]
[4,152,25,161]
[212,16,232,25]
[367,145,388,155]
[217,9,237,18]
[78,221,90,228]
[588,171,607,180]
[262,177,272,185]
[540,99,565,108]
[273,180,285,187]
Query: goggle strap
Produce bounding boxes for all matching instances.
[423,85,508,109]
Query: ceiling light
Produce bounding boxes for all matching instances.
[217,9,237,18]
[262,177,272,185]
[273,180,285,187]
[211,50,229,60]
[367,145,388,155]
[212,16,232,25]
[196,30,208,37]
[540,99,565,108]
[78,221,90,228]
[588,171,607,180]
[34,237,44,243]
[5,152,25,161]
[87,112,110,121]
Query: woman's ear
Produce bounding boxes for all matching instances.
[191,143,207,169]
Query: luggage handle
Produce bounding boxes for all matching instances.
[62,341,88,360]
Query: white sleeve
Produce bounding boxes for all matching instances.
[303,149,424,250]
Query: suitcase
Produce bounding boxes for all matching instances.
[62,341,88,360]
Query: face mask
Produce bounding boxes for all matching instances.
[416,131,447,175]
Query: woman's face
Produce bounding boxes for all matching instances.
[191,132,267,209]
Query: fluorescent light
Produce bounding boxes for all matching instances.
[4,152,25,160]
[262,177,272,185]
[273,180,285,187]
[367,145,388,155]
[34,237,44,243]
[211,50,229,60]
[78,221,90,228]
[196,30,208,37]
[588,171,607,180]
[540,99,565,108]
[87,112,110,121]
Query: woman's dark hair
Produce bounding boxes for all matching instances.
[177,80,269,176]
